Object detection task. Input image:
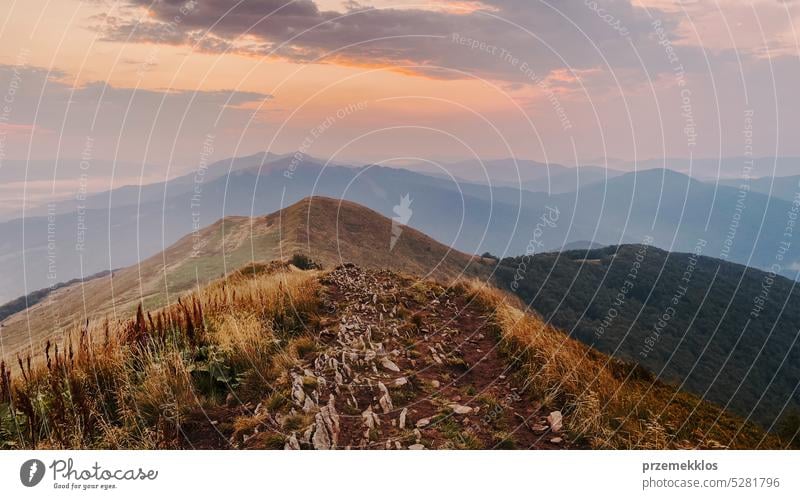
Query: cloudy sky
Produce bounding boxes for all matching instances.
[0,0,799,185]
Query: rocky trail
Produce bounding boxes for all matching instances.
[184,265,570,449]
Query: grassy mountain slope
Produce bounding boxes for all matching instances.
[0,261,780,449]
[493,245,800,426]
[0,197,485,365]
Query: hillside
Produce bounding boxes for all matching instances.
[0,197,485,364]
[0,261,780,449]
[493,245,800,427]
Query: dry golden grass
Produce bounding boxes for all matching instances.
[455,279,781,449]
[0,262,321,449]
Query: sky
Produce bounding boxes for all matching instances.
[0,0,799,189]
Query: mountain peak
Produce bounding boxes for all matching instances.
[0,197,486,364]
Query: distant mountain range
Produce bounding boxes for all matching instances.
[402,157,626,193]
[717,175,800,203]
[0,158,165,221]
[621,157,800,179]
[1,152,798,305]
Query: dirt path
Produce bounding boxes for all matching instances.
[300,265,567,449]
[181,265,572,449]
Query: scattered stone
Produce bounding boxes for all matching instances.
[320,395,340,446]
[450,404,473,415]
[302,397,317,413]
[291,375,306,404]
[269,265,548,451]
[378,382,394,413]
[550,437,563,444]
[284,432,300,450]
[381,358,401,372]
[547,411,563,433]
[301,425,313,445]
[312,413,331,450]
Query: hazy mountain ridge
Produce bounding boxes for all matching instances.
[2,153,799,306]
[716,174,800,203]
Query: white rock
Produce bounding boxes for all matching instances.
[312,415,331,450]
[302,397,317,413]
[284,432,300,450]
[547,411,563,433]
[381,358,401,372]
[291,376,306,404]
[301,425,313,445]
[408,444,425,450]
[362,407,376,430]
[399,408,408,429]
[450,404,473,415]
[362,405,381,432]
[378,382,394,413]
[415,417,431,428]
[320,396,340,447]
